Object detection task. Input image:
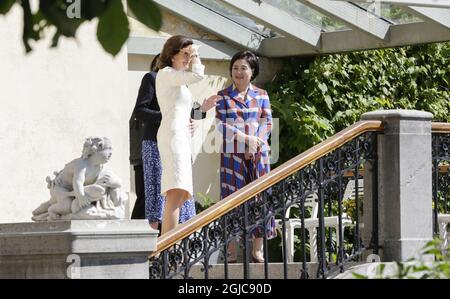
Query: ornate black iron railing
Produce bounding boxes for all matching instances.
[432,131,450,237]
[149,123,382,279]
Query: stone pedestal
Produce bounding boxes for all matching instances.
[362,109,433,261]
[0,220,158,279]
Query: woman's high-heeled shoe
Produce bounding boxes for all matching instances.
[251,252,265,263]
[226,252,237,264]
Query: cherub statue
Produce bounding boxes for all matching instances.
[32,137,127,221]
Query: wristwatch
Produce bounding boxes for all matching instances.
[192,101,202,111]
[192,101,207,120]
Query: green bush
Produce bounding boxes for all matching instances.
[265,42,450,165]
[353,238,450,279]
[195,192,216,213]
[263,42,449,262]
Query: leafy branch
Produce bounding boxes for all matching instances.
[353,238,450,279]
[0,0,162,56]
[265,42,450,166]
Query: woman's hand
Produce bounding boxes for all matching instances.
[246,135,267,154]
[200,95,221,112]
[189,44,201,65]
[188,118,199,136]
[244,152,254,160]
[190,44,200,57]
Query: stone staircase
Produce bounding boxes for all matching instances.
[187,262,363,279]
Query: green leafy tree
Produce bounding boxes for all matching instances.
[0,0,162,56]
[266,42,450,165]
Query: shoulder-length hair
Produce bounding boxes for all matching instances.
[229,50,259,81]
[150,53,160,72]
[157,35,193,70]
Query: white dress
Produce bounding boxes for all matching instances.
[155,63,205,197]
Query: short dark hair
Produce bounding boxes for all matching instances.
[157,35,193,70]
[229,50,259,81]
[150,53,160,72]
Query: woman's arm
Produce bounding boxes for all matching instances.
[256,91,273,145]
[134,73,162,125]
[159,62,205,87]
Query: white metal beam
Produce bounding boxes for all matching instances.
[152,0,263,50]
[299,0,391,40]
[322,21,450,52]
[219,0,322,47]
[260,37,320,57]
[127,36,238,60]
[330,0,450,8]
[260,21,450,56]
[402,6,450,28]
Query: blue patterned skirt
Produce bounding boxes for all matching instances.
[142,140,196,223]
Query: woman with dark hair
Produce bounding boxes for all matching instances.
[156,35,219,234]
[129,54,162,224]
[216,50,275,263]
[130,53,194,231]
[130,51,216,231]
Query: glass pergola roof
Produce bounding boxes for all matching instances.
[353,2,422,24]
[265,0,349,31]
[150,0,450,57]
[192,0,279,37]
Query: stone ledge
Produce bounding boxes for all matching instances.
[0,220,158,279]
[362,109,433,121]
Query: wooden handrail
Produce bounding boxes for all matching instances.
[432,122,450,133]
[150,120,384,257]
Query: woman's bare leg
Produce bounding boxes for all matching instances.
[227,240,237,262]
[149,222,159,230]
[161,188,189,235]
[252,237,264,261]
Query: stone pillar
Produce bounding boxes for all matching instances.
[0,220,158,279]
[361,158,380,261]
[362,110,433,262]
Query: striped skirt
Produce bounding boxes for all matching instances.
[220,152,276,239]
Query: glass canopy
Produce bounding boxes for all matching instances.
[264,0,349,31]
[150,0,450,57]
[192,0,281,37]
[351,2,423,24]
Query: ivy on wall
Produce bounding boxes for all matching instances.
[266,42,450,164]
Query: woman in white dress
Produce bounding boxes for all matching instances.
[156,35,219,234]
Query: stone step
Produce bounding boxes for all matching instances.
[186,262,319,279]
[182,262,361,279]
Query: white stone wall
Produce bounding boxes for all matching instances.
[0,6,129,223]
